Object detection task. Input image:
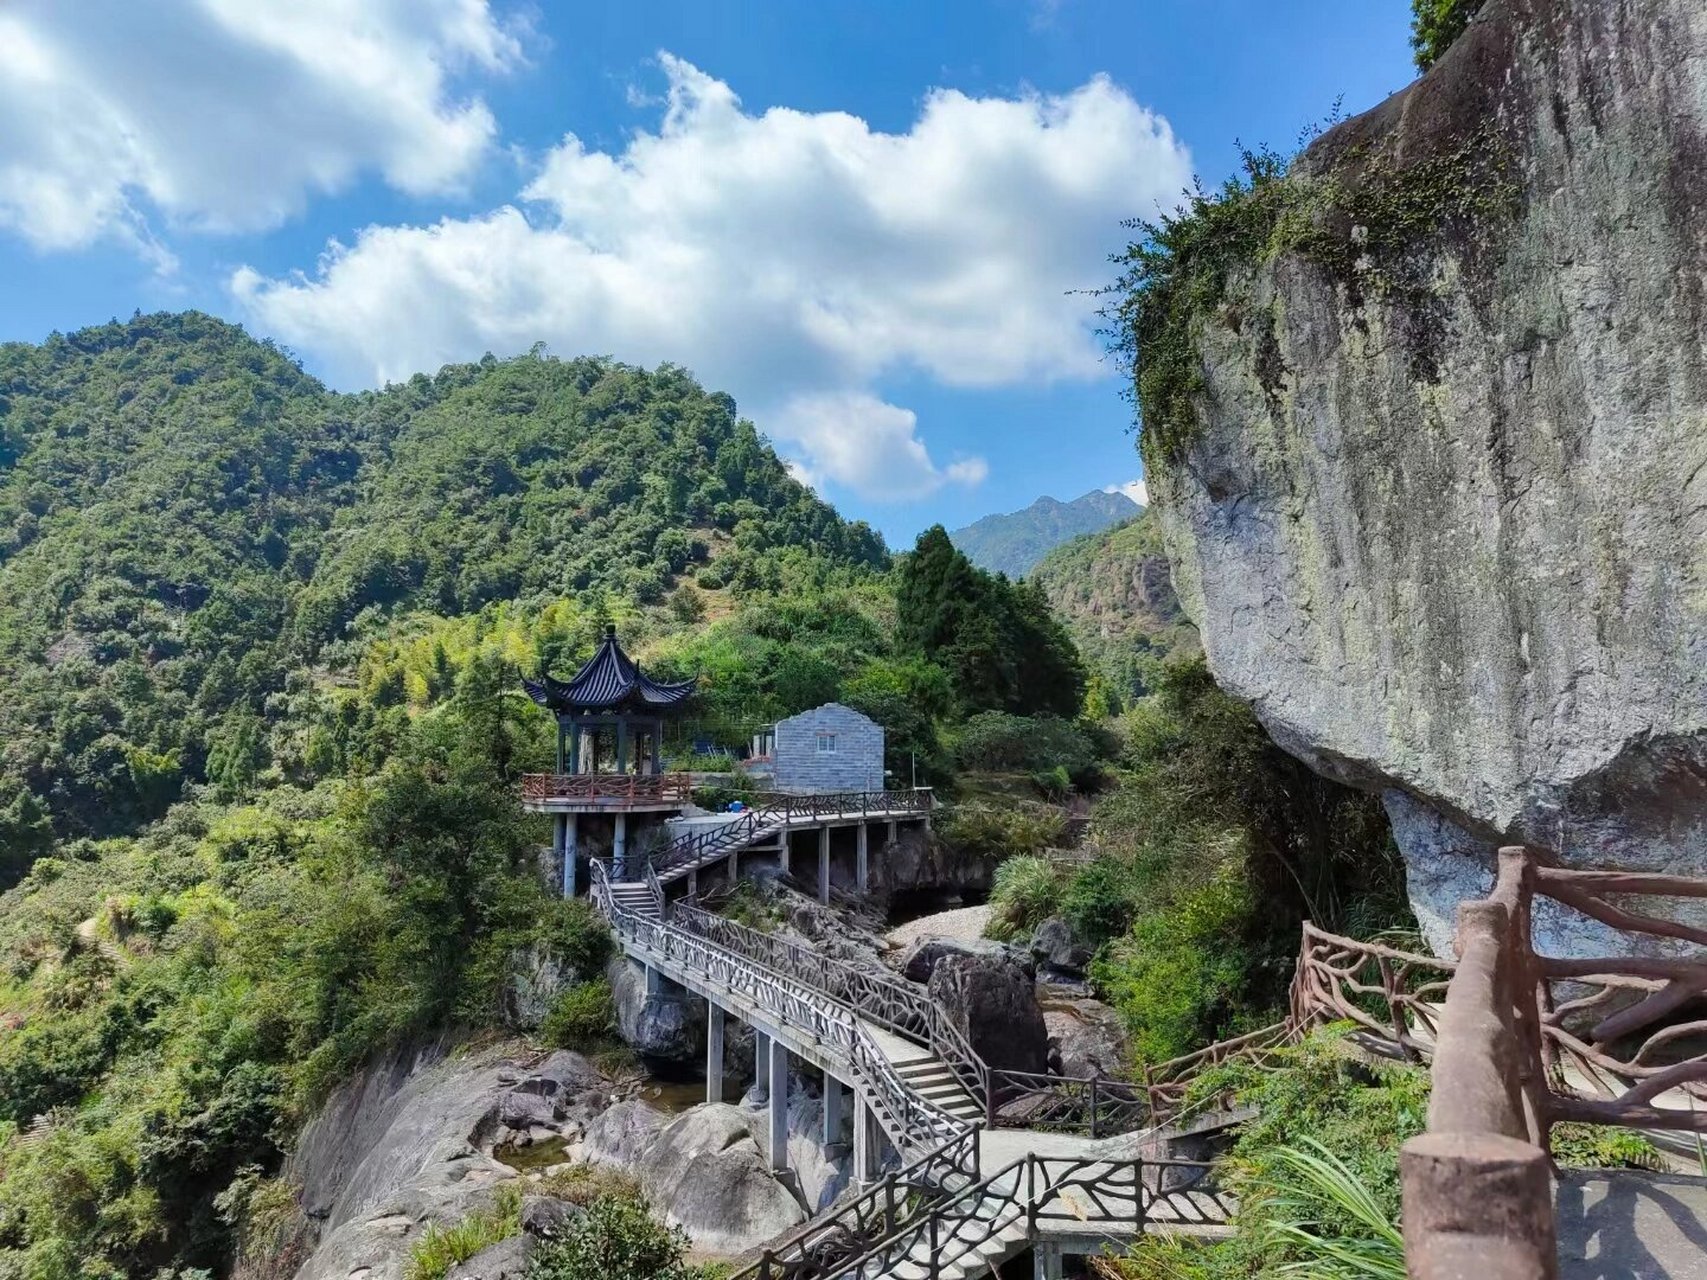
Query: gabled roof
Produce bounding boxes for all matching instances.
[522,626,696,714]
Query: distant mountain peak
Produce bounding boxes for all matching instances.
[948,487,1141,578]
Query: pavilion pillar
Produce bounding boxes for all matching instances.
[614,813,629,879]
[823,1075,844,1147]
[617,720,630,774]
[655,718,666,774]
[706,1002,725,1104]
[567,720,581,774]
[856,823,869,892]
[818,825,831,904]
[767,1037,789,1172]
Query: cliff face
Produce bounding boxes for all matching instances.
[1153,0,1707,953]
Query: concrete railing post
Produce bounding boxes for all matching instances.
[1400,1132,1557,1280]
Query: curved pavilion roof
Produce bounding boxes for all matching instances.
[522,625,696,715]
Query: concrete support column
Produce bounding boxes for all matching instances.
[887,819,898,847]
[561,814,580,897]
[822,1075,844,1147]
[767,1037,789,1172]
[706,1002,725,1104]
[1033,1242,1063,1280]
[818,825,831,904]
[856,822,869,892]
[854,1097,880,1185]
[645,964,663,995]
[752,1031,771,1102]
[614,813,629,879]
[779,833,790,878]
[688,868,699,898]
[727,850,738,883]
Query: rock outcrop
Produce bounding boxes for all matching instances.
[608,954,705,1063]
[927,953,1049,1075]
[276,1041,606,1280]
[1151,0,1707,955]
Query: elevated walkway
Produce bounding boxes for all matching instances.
[590,860,1231,1279]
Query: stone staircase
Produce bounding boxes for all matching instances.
[888,1050,983,1127]
[606,881,661,920]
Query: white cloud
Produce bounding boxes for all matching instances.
[235,54,1192,501]
[776,392,986,501]
[0,0,523,256]
[1105,478,1149,508]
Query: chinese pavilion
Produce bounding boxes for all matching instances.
[520,625,697,892]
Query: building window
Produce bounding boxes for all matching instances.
[816,732,838,754]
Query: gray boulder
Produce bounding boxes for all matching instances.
[608,955,705,1063]
[1150,0,1707,958]
[521,1194,586,1241]
[899,935,1032,984]
[582,1098,667,1167]
[1042,996,1130,1079]
[445,1234,535,1280]
[279,1040,534,1280]
[1029,918,1092,980]
[634,1104,809,1254]
[927,953,1048,1076]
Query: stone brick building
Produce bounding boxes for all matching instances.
[769,703,885,793]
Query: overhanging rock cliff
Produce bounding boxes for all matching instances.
[1148,0,1707,954]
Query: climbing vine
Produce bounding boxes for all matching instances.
[1411,0,1486,71]
[1105,114,1519,477]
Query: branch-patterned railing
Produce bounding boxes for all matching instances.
[590,860,970,1159]
[731,1129,980,1280]
[1401,846,1707,1279]
[647,790,934,882]
[671,901,992,1116]
[521,772,694,803]
[1291,922,1456,1060]
[745,1153,1230,1280]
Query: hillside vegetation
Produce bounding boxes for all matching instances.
[0,314,884,863]
[0,313,1094,1277]
[1030,509,1198,704]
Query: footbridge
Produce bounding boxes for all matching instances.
[591,860,1236,1280]
[594,840,1707,1279]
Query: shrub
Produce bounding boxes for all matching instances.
[1089,859,1259,1064]
[527,1193,717,1280]
[985,856,1060,941]
[1059,857,1137,948]
[540,980,616,1049]
[535,1164,643,1207]
[406,1185,522,1280]
[951,712,1098,783]
[937,803,1067,867]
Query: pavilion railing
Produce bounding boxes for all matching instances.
[1401,845,1707,1280]
[520,772,694,803]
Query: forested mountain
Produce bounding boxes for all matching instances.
[948,488,1138,577]
[0,313,883,860]
[1030,510,1197,704]
[0,312,1096,1277]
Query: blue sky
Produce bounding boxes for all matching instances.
[0,1,1417,547]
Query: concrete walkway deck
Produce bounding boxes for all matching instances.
[1557,1169,1707,1280]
